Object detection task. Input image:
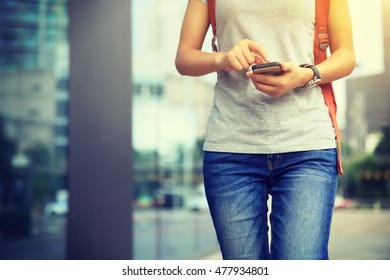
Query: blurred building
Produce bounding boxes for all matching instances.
[0,0,68,185]
[346,0,390,153]
[0,71,56,152]
[131,0,214,206]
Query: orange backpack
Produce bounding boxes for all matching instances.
[207,0,343,174]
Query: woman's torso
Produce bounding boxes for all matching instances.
[202,0,337,154]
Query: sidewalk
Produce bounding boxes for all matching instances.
[202,210,390,260]
[202,251,222,260]
[1,209,389,260]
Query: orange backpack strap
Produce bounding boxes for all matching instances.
[208,0,343,174]
[208,0,218,52]
[314,0,344,174]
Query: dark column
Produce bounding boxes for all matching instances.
[67,0,133,259]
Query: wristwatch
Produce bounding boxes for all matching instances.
[299,64,322,89]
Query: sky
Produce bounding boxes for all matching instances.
[334,0,384,129]
[348,0,384,77]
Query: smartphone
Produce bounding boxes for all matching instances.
[252,62,283,75]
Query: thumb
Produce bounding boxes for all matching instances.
[281,62,293,72]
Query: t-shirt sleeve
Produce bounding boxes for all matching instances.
[199,0,207,5]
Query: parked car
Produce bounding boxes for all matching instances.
[185,185,209,212]
[44,200,68,216]
[154,187,184,209]
[44,190,68,216]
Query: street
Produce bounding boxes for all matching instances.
[329,209,390,260]
[133,209,218,260]
[205,209,390,260]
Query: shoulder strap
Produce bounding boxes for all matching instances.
[208,0,218,52]
[315,0,344,174]
[314,0,330,59]
[208,0,343,174]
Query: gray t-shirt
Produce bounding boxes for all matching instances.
[200,0,336,154]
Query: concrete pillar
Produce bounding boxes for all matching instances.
[67,0,133,259]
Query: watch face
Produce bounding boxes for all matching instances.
[305,78,321,89]
[306,81,315,89]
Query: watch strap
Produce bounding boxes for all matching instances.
[299,64,322,89]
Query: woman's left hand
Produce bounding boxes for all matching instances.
[246,62,313,98]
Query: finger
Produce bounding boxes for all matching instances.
[241,48,257,66]
[235,52,251,70]
[255,83,283,98]
[246,71,265,82]
[246,70,253,78]
[227,55,245,71]
[247,71,266,83]
[247,41,271,62]
[248,71,276,85]
[254,55,265,64]
[255,82,276,93]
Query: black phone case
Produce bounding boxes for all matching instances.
[252,62,283,75]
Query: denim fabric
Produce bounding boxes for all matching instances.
[203,149,338,260]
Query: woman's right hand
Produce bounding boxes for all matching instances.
[215,39,271,72]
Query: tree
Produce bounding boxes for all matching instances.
[344,125,390,199]
[0,115,16,209]
[375,125,390,157]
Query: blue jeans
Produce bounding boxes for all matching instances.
[203,149,338,260]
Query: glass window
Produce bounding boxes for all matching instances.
[0,0,69,260]
[132,0,218,260]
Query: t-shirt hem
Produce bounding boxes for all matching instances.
[203,142,337,154]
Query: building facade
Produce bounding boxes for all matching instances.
[0,0,69,169]
[345,0,390,153]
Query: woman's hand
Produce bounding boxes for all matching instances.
[246,62,313,98]
[215,39,270,72]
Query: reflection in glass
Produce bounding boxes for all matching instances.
[132,0,219,259]
[0,0,68,259]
